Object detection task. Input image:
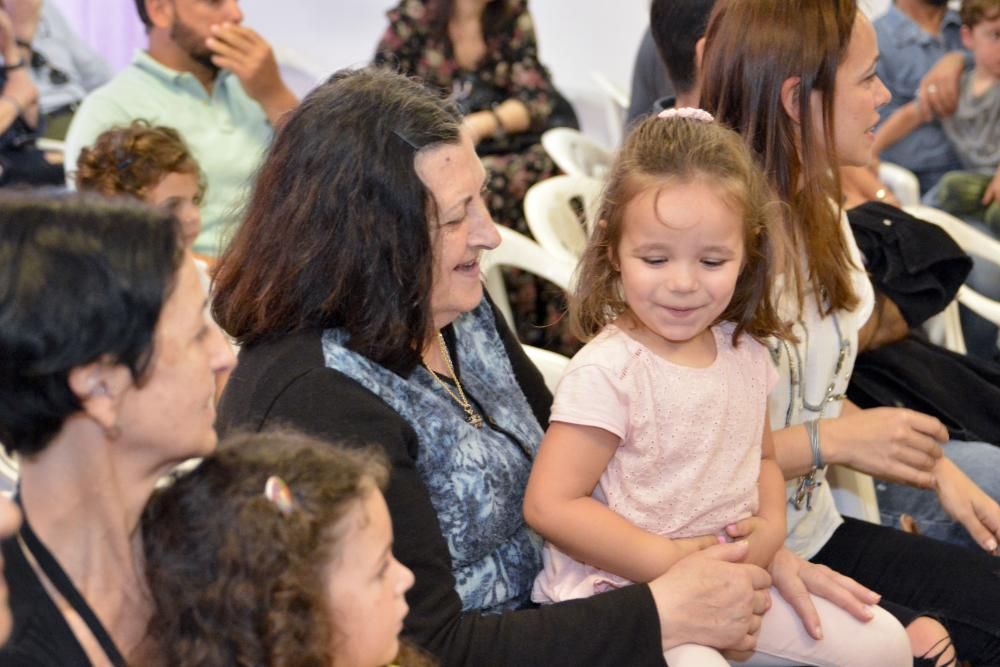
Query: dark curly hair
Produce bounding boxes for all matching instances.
[143,430,433,666]
[211,67,462,374]
[75,120,204,204]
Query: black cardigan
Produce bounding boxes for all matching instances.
[216,303,665,667]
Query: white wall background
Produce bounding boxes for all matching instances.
[54,0,894,147]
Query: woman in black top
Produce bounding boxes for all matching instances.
[0,192,235,665]
[211,66,879,666]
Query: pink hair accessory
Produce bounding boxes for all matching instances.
[657,107,714,123]
[264,475,295,515]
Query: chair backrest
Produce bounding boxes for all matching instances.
[522,345,571,394]
[479,226,576,329]
[523,174,603,265]
[903,205,1000,354]
[878,161,921,207]
[541,127,614,180]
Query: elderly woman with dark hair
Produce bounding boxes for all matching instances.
[0,192,234,665]
[375,0,576,352]
[212,66,885,666]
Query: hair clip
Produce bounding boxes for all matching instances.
[264,475,295,515]
[391,128,419,150]
[658,107,714,123]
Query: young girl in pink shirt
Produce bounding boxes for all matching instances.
[523,109,910,666]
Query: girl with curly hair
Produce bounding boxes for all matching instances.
[142,430,424,667]
[74,120,206,257]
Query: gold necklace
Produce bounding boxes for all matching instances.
[426,332,484,429]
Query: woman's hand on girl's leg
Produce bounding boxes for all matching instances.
[768,547,880,640]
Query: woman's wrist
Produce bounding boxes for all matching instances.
[814,418,843,466]
[489,106,506,139]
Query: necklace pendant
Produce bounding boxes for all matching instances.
[467,412,484,429]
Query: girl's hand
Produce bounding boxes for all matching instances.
[827,406,947,488]
[725,516,784,568]
[768,547,881,640]
[934,457,1000,553]
[674,533,724,555]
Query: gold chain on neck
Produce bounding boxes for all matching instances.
[426,332,484,429]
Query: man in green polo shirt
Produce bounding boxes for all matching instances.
[64,0,298,257]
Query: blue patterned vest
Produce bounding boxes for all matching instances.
[322,300,544,613]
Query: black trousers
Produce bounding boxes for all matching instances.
[812,517,1000,665]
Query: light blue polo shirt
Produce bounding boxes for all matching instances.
[875,5,966,192]
[65,51,272,256]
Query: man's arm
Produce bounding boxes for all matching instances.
[873,101,928,156]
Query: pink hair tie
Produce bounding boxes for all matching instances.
[657,107,714,123]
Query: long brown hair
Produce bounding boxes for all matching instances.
[572,113,791,345]
[701,0,860,316]
[211,67,462,374]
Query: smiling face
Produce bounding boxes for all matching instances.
[116,255,235,467]
[616,177,745,364]
[810,13,891,168]
[415,131,501,332]
[0,495,21,646]
[325,487,414,667]
[145,171,203,250]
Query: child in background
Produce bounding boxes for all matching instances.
[142,431,427,667]
[74,120,209,263]
[523,110,909,666]
[872,0,1000,233]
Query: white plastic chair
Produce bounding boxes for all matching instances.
[523,174,603,265]
[541,127,614,180]
[878,161,921,207]
[479,225,576,331]
[903,204,1000,354]
[827,465,881,524]
[590,70,630,146]
[523,345,570,394]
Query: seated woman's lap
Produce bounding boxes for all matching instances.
[876,439,1000,551]
[668,585,909,667]
[811,516,1000,663]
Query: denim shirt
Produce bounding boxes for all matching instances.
[875,5,966,186]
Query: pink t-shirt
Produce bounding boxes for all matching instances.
[532,321,779,603]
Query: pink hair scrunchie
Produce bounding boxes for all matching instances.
[657,107,714,123]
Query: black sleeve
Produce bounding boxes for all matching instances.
[253,365,664,667]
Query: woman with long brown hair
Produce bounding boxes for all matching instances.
[703,0,1000,663]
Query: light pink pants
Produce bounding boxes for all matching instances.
[663,586,911,667]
